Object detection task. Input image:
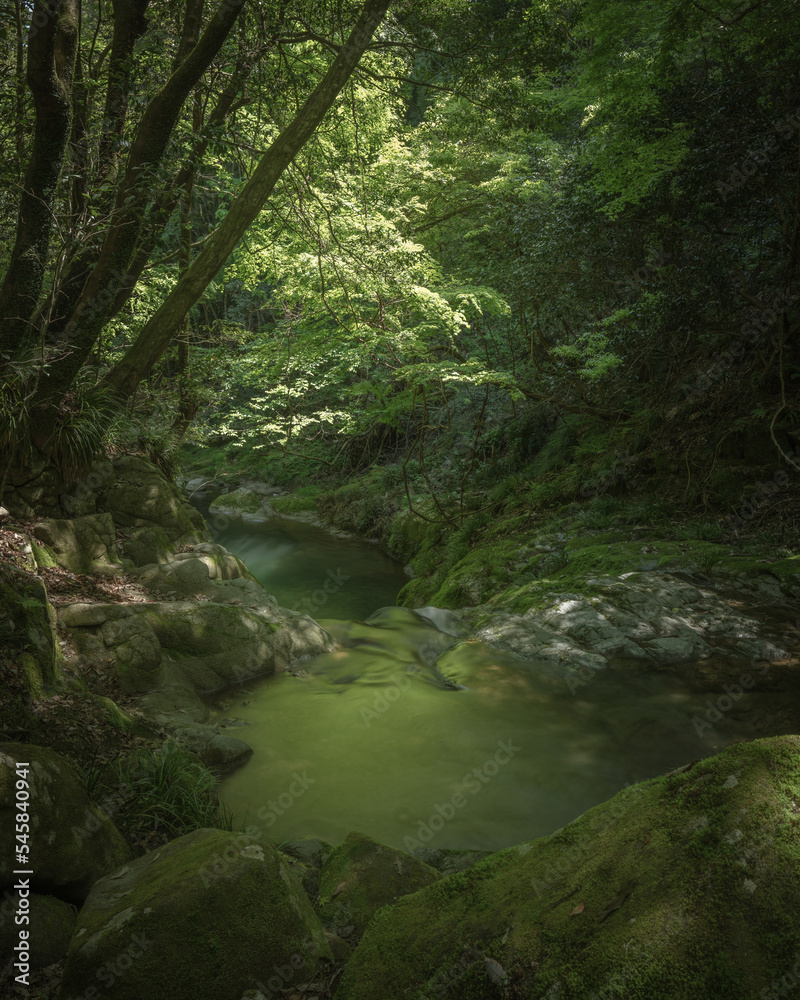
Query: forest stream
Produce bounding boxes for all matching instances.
[203,513,786,852]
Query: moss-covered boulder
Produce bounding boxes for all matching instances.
[0,744,130,904]
[58,829,332,1000]
[209,487,268,515]
[0,563,59,699]
[101,455,208,545]
[335,736,800,1000]
[171,722,253,773]
[59,598,333,726]
[133,543,258,594]
[32,512,122,575]
[121,524,175,566]
[0,893,76,970]
[318,832,441,940]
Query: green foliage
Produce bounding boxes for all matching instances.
[87,742,231,847]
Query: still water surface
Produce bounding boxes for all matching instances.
[206,513,748,851]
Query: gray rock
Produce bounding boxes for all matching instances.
[59,595,334,726]
[102,455,209,544]
[470,571,776,678]
[122,525,175,566]
[171,724,253,773]
[0,563,59,697]
[101,615,163,692]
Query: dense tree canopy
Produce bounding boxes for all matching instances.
[1,0,798,511]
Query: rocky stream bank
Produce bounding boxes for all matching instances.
[1,457,799,999]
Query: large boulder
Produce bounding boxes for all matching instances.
[0,744,131,904]
[0,563,59,699]
[58,598,334,724]
[120,525,175,567]
[209,487,269,516]
[335,736,800,1000]
[318,832,441,940]
[58,829,332,1000]
[33,513,122,575]
[101,455,208,545]
[171,723,253,774]
[133,542,258,595]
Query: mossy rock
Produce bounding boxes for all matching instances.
[59,601,333,720]
[271,488,322,515]
[0,563,59,699]
[59,829,332,1000]
[171,723,253,773]
[102,455,208,543]
[318,832,441,940]
[121,525,175,566]
[0,744,131,904]
[280,839,334,899]
[387,506,444,564]
[30,538,59,570]
[0,893,76,970]
[335,736,800,1000]
[209,487,266,515]
[90,695,139,732]
[33,512,122,575]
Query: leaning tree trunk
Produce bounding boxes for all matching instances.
[102,0,390,401]
[28,0,247,428]
[0,0,79,360]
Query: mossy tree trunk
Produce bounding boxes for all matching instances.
[0,0,79,357]
[27,0,248,436]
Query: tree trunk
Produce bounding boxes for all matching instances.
[97,0,151,184]
[0,0,79,358]
[103,61,251,323]
[29,0,247,420]
[103,0,390,400]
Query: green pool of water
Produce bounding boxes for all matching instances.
[203,512,751,853]
[206,511,406,619]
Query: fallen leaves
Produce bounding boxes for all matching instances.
[484,957,508,985]
[570,901,585,915]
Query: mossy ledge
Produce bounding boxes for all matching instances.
[335,735,800,1000]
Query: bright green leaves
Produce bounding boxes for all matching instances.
[580,125,692,218]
